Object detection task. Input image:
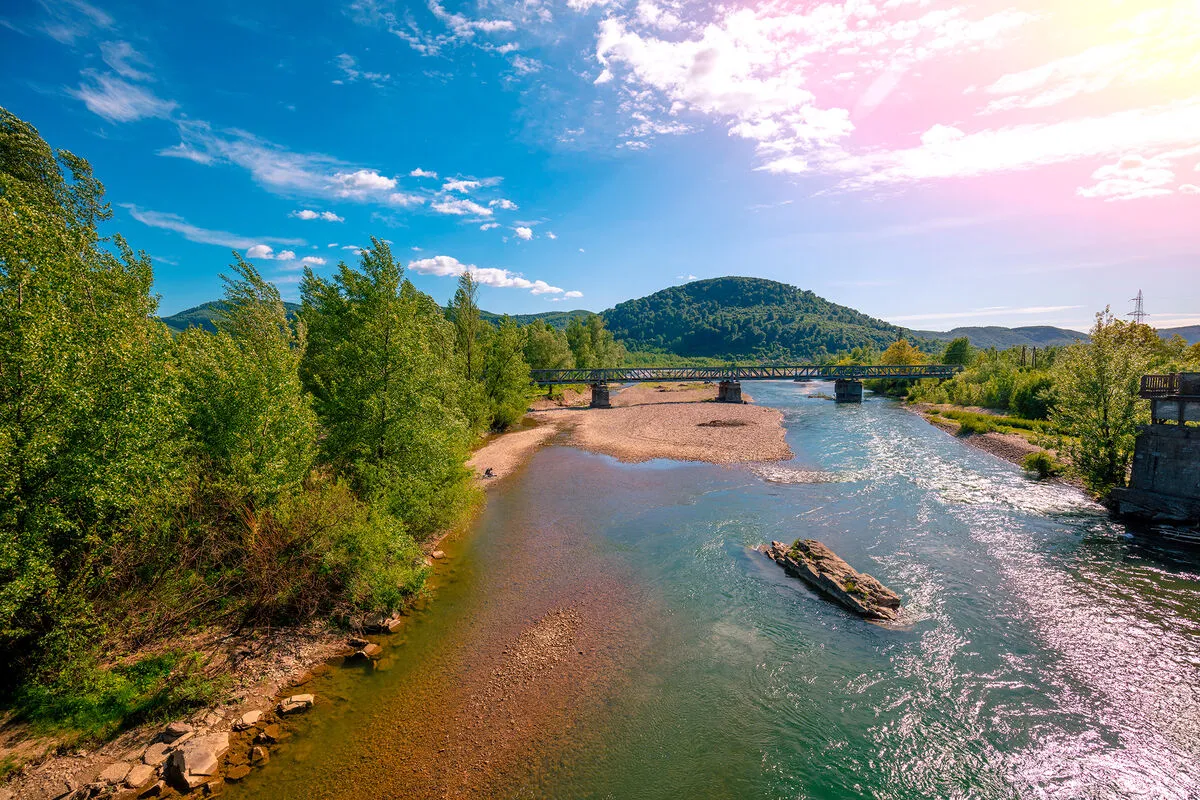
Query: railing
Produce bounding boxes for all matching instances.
[1140,374,1180,398]
[530,364,962,385]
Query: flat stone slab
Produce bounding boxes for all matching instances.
[760,539,901,621]
[277,694,314,715]
[233,710,262,731]
[165,732,230,790]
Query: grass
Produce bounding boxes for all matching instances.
[13,651,227,743]
[1023,451,1064,479]
[927,407,1054,442]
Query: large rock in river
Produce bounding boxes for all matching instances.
[759,539,901,621]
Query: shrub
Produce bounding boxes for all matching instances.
[958,417,992,435]
[1023,451,1063,479]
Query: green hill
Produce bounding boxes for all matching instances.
[478,309,593,329]
[913,325,1087,349]
[1161,325,1200,345]
[161,301,302,334]
[600,276,928,361]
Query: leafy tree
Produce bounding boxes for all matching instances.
[482,317,532,430]
[177,256,317,507]
[300,238,472,534]
[523,319,575,370]
[567,314,624,369]
[879,339,928,365]
[943,337,973,366]
[0,108,183,680]
[449,272,483,380]
[1051,309,1162,494]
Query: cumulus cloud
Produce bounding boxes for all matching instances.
[332,168,396,197]
[546,231,557,239]
[514,226,534,240]
[408,255,580,297]
[433,198,493,216]
[300,255,326,266]
[246,244,298,261]
[1077,154,1176,202]
[442,178,481,193]
[480,222,500,230]
[410,167,438,178]
[489,198,518,210]
[290,209,345,222]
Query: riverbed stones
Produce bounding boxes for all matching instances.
[233,710,262,730]
[125,763,155,789]
[165,732,229,791]
[431,550,446,559]
[760,539,902,621]
[162,722,193,742]
[348,636,369,649]
[277,694,314,715]
[255,724,282,744]
[142,742,170,767]
[225,765,252,782]
[139,781,165,797]
[97,761,131,785]
[354,643,383,660]
[250,747,269,765]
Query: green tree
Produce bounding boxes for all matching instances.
[0,108,183,680]
[943,337,973,366]
[1051,309,1162,495]
[879,339,928,365]
[523,319,575,370]
[300,238,472,534]
[449,272,482,380]
[567,314,625,369]
[177,256,317,507]
[482,317,532,430]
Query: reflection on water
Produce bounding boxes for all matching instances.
[226,382,1200,800]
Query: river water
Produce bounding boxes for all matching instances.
[225,382,1200,800]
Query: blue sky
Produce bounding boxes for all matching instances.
[3,0,1198,331]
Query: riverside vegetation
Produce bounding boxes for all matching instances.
[0,108,621,750]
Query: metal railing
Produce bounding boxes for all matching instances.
[530,364,962,385]
[1140,374,1180,398]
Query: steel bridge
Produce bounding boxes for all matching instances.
[530,364,961,407]
[530,364,961,385]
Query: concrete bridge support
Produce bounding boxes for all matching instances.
[589,383,612,409]
[834,379,863,403]
[717,380,743,403]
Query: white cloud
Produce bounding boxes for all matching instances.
[410,167,438,178]
[489,198,518,210]
[123,205,304,250]
[70,71,176,122]
[480,222,500,230]
[290,209,345,222]
[511,55,542,75]
[40,0,113,44]
[408,255,578,296]
[636,1,681,31]
[99,41,152,81]
[1181,184,1200,194]
[246,244,298,261]
[442,178,481,193]
[568,0,616,11]
[300,255,326,266]
[433,198,493,216]
[514,226,534,240]
[888,305,1083,323]
[386,192,425,207]
[334,53,390,86]
[564,290,584,298]
[1077,154,1176,202]
[546,231,557,239]
[333,168,397,197]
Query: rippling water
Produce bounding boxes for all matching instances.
[227,382,1200,800]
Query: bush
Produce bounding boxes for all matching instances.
[958,417,992,435]
[1023,451,1063,479]
[14,651,225,741]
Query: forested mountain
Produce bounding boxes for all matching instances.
[600,277,927,360]
[161,300,301,334]
[1161,326,1200,345]
[478,308,592,329]
[914,325,1087,349]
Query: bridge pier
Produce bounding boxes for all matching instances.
[717,380,743,403]
[589,383,612,409]
[834,379,863,403]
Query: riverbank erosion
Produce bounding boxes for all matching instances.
[759,539,902,621]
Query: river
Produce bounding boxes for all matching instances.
[224,381,1200,800]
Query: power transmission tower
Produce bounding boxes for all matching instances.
[1128,290,1148,324]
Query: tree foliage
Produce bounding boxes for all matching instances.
[522,319,575,371]
[482,318,532,431]
[566,314,624,369]
[942,337,974,366]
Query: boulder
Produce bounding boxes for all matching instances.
[431,550,445,560]
[142,742,170,767]
[353,643,383,660]
[165,732,230,791]
[255,724,282,744]
[250,747,269,765]
[368,613,404,633]
[232,710,262,731]
[277,694,314,715]
[759,539,902,621]
[98,762,131,785]
[139,781,165,797]
[125,763,155,788]
[347,637,369,649]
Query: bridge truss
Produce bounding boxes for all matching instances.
[529,364,961,385]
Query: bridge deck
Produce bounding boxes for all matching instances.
[530,365,961,385]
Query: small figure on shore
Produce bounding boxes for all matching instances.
[483,467,495,478]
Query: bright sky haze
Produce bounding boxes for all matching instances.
[3,0,1198,330]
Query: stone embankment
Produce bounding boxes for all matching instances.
[759,539,901,621]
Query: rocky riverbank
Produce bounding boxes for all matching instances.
[759,539,902,621]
